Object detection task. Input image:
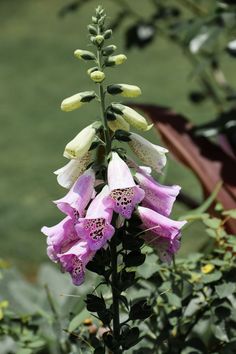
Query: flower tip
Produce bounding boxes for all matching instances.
[145,123,154,131]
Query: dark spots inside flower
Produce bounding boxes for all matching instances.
[73,210,80,221]
[85,218,106,241]
[72,258,83,277]
[110,187,134,209]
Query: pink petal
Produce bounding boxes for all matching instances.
[109,185,145,219]
[138,206,186,239]
[135,171,180,217]
[41,216,80,261]
[143,232,181,263]
[58,240,94,286]
[54,168,95,218]
[75,186,115,251]
[76,218,115,251]
[108,152,136,190]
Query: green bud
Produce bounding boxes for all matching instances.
[87,25,97,35]
[104,29,112,39]
[95,35,104,45]
[92,16,97,24]
[87,67,99,75]
[102,45,117,56]
[90,70,105,83]
[74,49,96,61]
[105,54,127,66]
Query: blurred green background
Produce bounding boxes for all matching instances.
[1,0,235,275]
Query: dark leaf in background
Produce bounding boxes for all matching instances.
[85,294,106,312]
[118,270,136,291]
[103,332,118,351]
[129,104,236,233]
[129,299,152,320]
[94,347,105,354]
[124,251,146,267]
[125,22,156,49]
[120,327,141,350]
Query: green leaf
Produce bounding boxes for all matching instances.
[222,209,236,219]
[68,308,90,332]
[215,283,236,299]
[202,271,222,284]
[165,292,182,308]
[203,218,221,229]
[211,322,229,342]
[17,349,33,354]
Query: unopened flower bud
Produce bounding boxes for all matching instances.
[61,91,96,112]
[112,104,152,131]
[108,115,130,132]
[92,16,97,24]
[95,35,104,45]
[87,67,99,75]
[102,45,117,56]
[74,49,96,61]
[87,25,97,35]
[90,70,105,83]
[64,123,97,159]
[106,54,127,66]
[104,29,112,39]
[107,84,141,97]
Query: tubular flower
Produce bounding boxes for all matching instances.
[54,151,92,189]
[54,168,95,218]
[76,186,115,251]
[58,241,95,286]
[64,123,97,159]
[108,115,130,132]
[107,152,145,219]
[138,206,186,239]
[135,170,180,217]
[107,84,141,97]
[61,91,96,112]
[143,232,180,263]
[128,132,168,173]
[41,216,80,262]
[112,104,153,131]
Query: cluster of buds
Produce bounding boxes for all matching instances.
[42,6,186,286]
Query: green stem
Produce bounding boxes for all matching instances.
[96,24,121,353]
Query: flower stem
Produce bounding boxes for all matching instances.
[96,23,121,353]
[97,34,111,155]
[110,235,121,353]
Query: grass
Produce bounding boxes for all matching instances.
[1,0,234,274]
